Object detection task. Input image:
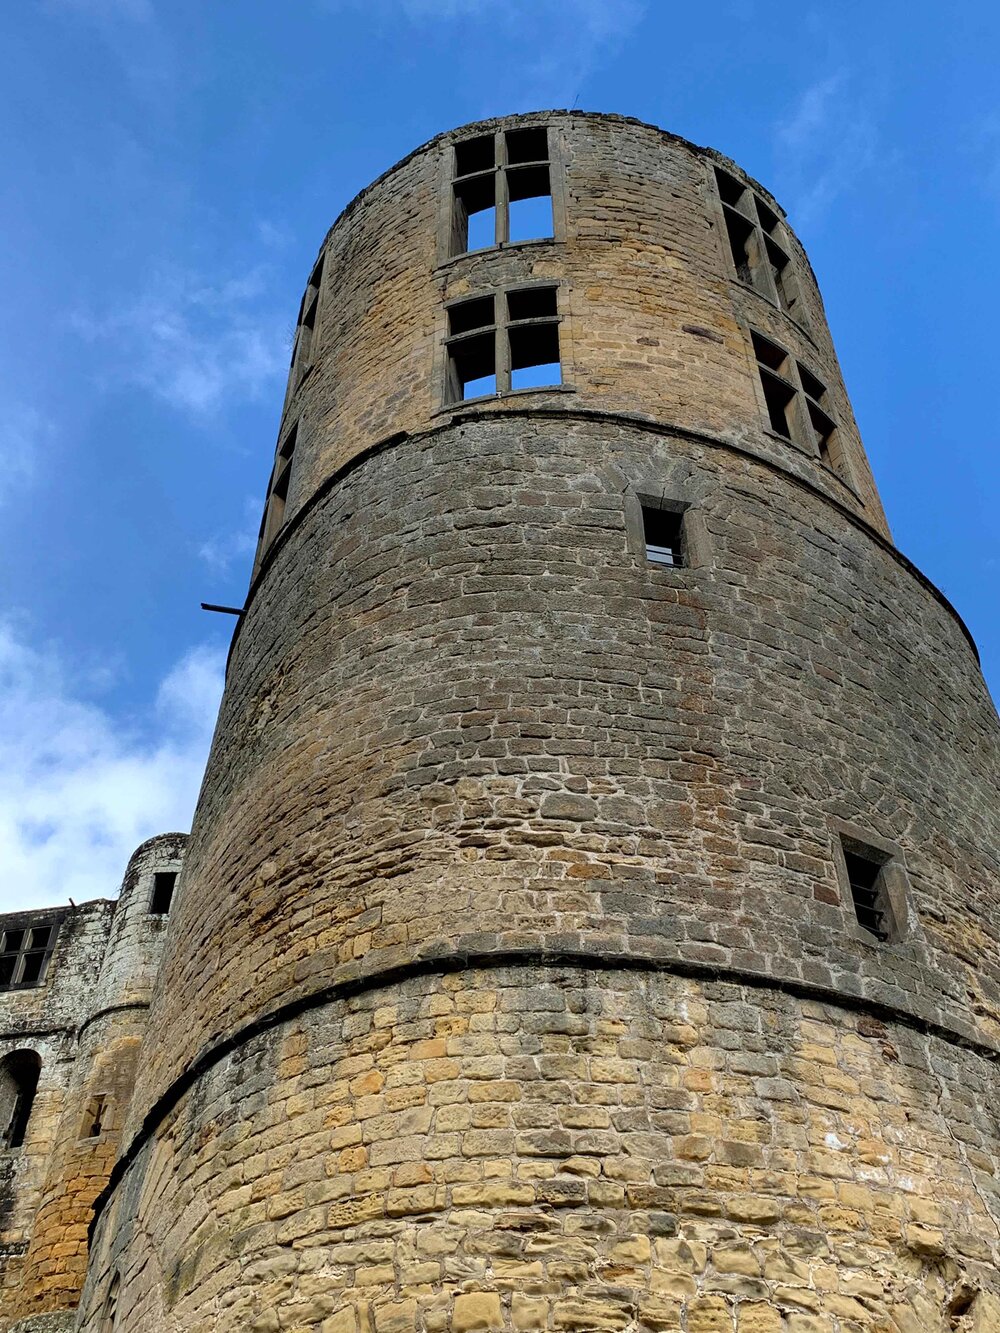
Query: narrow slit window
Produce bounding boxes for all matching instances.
[82,1093,109,1139]
[844,850,890,942]
[149,871,177,915]
[641,505,685,567]
[1,1050,41,1148]
[450,126,553,256]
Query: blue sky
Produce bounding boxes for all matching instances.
[1,0,997,911]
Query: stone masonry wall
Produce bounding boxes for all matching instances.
[0,835,186,1329]
[275,113,887,548]
[81,966,1000,1332]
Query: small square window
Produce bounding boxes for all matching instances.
[455,134,495,177]
[641,505,685,567]
[505,126,548,165]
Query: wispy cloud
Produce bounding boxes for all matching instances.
[773,73,879,226]
[72,266,289,419]
[0,401,51,499]
[325,0,646,103]
[0,625,224,913]
[198,497,261,576]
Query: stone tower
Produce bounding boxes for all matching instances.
[76,113,1000,1331]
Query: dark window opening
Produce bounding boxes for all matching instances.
[759,370,796,438]
[509,321,560,390]
[722,207,756,287]
[149,871,177,915]
[455,134,495,178]
[844,850,890,942]
[505,126,548,165]
[291,257,325,384]
[446,285,560,401]
[452,172,497,254]
[641,505,685,567]
[449,332,497,400]
[82,1094,109,1139]
[450,126,553,256]
[716,169,802,318]
[2,1050,41,1149]
[1,923,57,991]
[449,295,495,336]
[714,167,746,209]
[751,331,846,474]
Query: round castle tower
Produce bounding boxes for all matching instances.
[80,113,1000,1331]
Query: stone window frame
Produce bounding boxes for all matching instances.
[0,918,60,991]
[442,282,565,406]
[749,329,855,485]
[438,123,567,265]
[253,419,299,573]
[713,164,806,323]
[624,484,711,573]
[80,1092,113,1140]
[830,819,913,947]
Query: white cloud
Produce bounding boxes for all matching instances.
[0,401,49,499]
[198,496,261,576]
[72,266,289,419]
[0,625,224,913]
[774,73,879,225]
[327,0,646,101]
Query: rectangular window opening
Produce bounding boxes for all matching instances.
[507,286,557,322]
[509,321,561,391]
[755,196,781,237]
[449,295,495,337]
[843,850,890,942]
[1,921,58,991]
[453,173,497,254]
[759,371,796,438]
[714,167,746,209]
[449,331,497,401]
[505,126,548,165]
[507,191,554,244]
[149,871,177,915]
[455,134,495,178]
[641,505,685,568]
[723,208,755,286]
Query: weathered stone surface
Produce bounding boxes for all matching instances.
[5,111,1000,1333]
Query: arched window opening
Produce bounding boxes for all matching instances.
[0,1049,42,1149]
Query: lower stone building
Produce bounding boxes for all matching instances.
[0,835,184,1329]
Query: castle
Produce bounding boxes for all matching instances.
[2,112,999,1332]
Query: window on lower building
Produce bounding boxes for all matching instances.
[1,1050,41,1149]
[445,285,561,402]
[751,331,848,480]
[0,923,57,991]
[843,847,891,942]
[149,871,177,915]
[641,504,685,567]
[715,166,803,319]
[450,126,554,256]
